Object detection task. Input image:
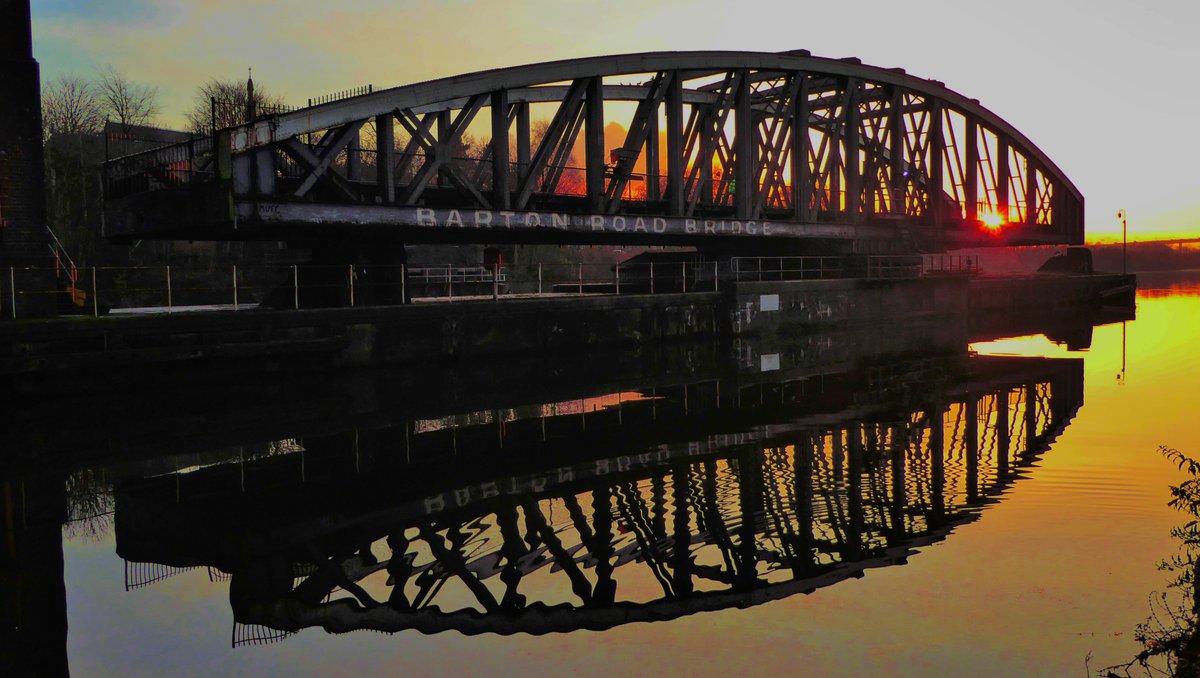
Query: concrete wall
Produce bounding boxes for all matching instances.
[0,274,1130,374]
[728,277,969,336]
[339,292,725,365]
[970,273,1135,312]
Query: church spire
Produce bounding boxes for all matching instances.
[245,67,256,123]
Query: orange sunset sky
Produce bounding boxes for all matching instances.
[30,0,1200,242]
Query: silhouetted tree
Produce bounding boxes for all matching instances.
[96,65,160,132]
[41,74,103,141]
[185,77,287,134]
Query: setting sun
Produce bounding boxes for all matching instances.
[980,209,1005,229]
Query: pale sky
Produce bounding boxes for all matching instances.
[30,0,1200,241]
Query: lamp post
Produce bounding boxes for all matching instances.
[1117,209,1127,275]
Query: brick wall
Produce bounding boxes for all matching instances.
[0,0,51,269]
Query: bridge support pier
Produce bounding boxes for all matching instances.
[264,238,408,309]
[0,0,55,317]
[0,467,69,675]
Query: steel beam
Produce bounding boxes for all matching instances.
[930,100,944,228]
[585,78,605,212]
[698,105,715,208]
[996,135,1010,221]
[734,69,754,219]
[964,116,979,222]
[1025,156,1037,227]
[844,80,861,221]
[491,90,511,210]
[792,74,811,220]
[515,79,586,209]
[666,72,684,216]
[516,102,530,181]
[888,86,905,215]
[606,73,667,211]
[437,109,452,188]
[646,106,660,202]
[376,113,395,203]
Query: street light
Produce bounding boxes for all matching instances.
[1117,209,1128,275]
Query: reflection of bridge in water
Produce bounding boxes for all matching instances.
[115,354,1082,640]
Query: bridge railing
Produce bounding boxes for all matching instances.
[924,254,980,275]
[2,255,950,318]
[103,135,216,200]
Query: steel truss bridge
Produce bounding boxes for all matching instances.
[113,354,1082,639]
[103,50,1083,254]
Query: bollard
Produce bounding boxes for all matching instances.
[232,265,239,310]
[293,265,299,309]
[166,265,172,310]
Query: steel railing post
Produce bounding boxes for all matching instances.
[578,263,583,295]
[447,264,453,299]
[682,261,687,293]
[713,260,719,292]
[91,266,98,317]
[649,262,654,294]
[401,263,407,304]
[348,264,355,307]
[293,265,299,309]
[166,265,172,310]
[538,263,543,295]
[615,263,620,295]
[492,262,499,300]
[9,267,16,319]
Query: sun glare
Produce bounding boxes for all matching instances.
[980,210,1005,230]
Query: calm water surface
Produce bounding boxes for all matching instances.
[55,274,1200,677]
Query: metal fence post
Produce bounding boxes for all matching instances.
[492,262,499,300]
[713,260,719,292]
[537,263,543,295]
[348,264,355,307]
[232,265,238,310]
[9,268,16,319]
[447,264,453,299]
[578,263,583,295]
[682,261,687,293]
[615,263,620,295]
[91,266,98,317]
[400,263,407,304]
[649,262,654,294]
[293,265,299,309]
[166,265,172,310]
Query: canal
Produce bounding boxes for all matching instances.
[11,272,1198,676]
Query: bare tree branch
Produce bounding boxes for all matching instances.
[185,78,287,134]
[97,65,161,131]
[41,75,103,141]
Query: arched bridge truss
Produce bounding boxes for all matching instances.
[104,51,1084,251]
